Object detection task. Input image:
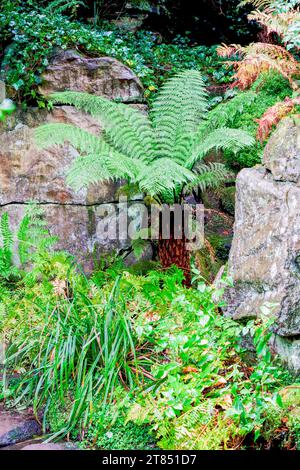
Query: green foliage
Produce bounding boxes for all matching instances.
[0,205,57,283]
[220,186,236,215]
[83,404,155,450]
[35,71,254,203]
[211,71,293,170]
[127,301,295,450]
[0,3,233,104]
[1,245,299,448]
[4,276,142,438]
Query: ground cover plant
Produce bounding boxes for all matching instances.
[0,211,299,449]
[0,2,234,105]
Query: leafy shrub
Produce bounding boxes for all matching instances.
[2,249,299,449]
[127,301,295,449]
[0,3,233,104]
[215,72,293,169]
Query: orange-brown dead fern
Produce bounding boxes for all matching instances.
[217,42,300,90]
[256,97,300,142]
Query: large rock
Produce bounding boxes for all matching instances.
[224,117,300,371]
[39,49,144,102]
[0,106,116,206]
[263,117,300,183]
[0,52,148,269]
[0,408,41,448]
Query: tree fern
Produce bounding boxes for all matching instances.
[36,70,255,202]
[188,128,255,168]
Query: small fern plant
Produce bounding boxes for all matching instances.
[35,70,254,282]
[0,205,57,282]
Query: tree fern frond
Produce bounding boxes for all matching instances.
[189,128,255,167]
[183,163,229,193]
[196,91,257,139]
[35,123,105,154]
[49,92,154,160]
[137,158,195,197]
[66,152,144,191]
[151,70,208,163]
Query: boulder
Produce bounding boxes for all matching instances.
[0,106,116,206]
[0,53,149,270]
[224,116,300,371]
[263,117,300,183]
[0,409,41,448]
[38,49,144,103]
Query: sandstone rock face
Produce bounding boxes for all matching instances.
[0,52,147,269]
[225,117,300,371]
[39,49,144,102]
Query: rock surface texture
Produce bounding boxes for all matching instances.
[224,117,300,372]
[0,51,147,269]
[38,49,144,102]
[0,407,76,450]
[0,408,41,448]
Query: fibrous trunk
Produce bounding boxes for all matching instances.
[158,237,191,287]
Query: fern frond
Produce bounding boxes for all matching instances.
[49,92,154,160]
[66,153,144,191]
[66,154,114,190]
[189,128,255,168]
[151,70,208,164]
[35,72,255,203]
[183,163,230,194]
[44,0,86,14]
[218,43,300,90]
[248,10,300,38]
[256,96,300,142]
[239,0,272,7]
[217,43,244,58]
[17,204,54,265]
[196,91,257,138]
[35,123,105,154]
[0,212,13,252]
[137,158,195,197]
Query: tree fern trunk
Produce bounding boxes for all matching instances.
[158,237,191,287]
